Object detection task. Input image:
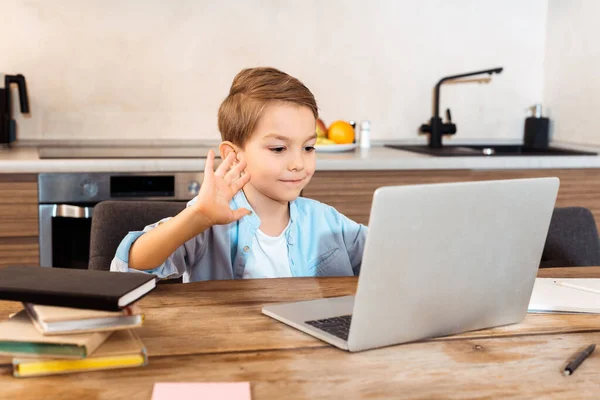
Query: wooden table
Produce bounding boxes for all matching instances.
[2,267,600,399]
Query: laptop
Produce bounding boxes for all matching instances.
[262,177,560,352]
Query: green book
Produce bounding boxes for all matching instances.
[0,310,111,359]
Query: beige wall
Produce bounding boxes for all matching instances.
[1,0,547,142]
[543,0,600,145]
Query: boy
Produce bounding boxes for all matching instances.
[110,67,367,281]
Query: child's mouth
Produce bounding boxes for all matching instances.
[279,178,305,185]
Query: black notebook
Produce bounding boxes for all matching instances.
[0,266,156,311]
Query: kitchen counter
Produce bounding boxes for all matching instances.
[2,140,600,173]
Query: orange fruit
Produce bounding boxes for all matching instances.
[328,120,354,144]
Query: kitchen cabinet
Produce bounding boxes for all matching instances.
[0,174,39,266]
[0,168,599,269]
[302,169,600,228]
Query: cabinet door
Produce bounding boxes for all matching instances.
[0,174,39,266]
[302,169,600,228]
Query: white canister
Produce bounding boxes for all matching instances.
[359,120,371,149]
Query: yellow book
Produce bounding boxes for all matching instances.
[12,329,147,377]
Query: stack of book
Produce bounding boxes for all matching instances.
[0,265,156,378]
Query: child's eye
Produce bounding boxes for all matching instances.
[270,147,285,153]
[304,146,316,152]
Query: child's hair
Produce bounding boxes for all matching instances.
[218,67,318,147]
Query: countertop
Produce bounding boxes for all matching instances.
[1,139,600,173]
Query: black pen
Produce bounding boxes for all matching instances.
[564,344,596,376]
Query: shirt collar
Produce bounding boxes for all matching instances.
[289,198,298,224]
[230,190,299,228]
[231,190,260,229]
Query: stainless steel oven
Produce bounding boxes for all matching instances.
[38,172,202,268]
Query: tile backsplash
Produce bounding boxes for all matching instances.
[1,0,547,142]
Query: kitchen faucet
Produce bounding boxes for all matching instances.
[420,67,503,148]
[0,74,30,146]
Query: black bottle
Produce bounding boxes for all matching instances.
[523,104,550,150]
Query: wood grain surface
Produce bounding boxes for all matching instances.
[1,268,600,399]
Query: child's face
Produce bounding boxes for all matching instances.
[237,102,317,203]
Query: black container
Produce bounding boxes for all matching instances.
[1,74,29,146]
[0,89,7,144]
[523,113,550,150]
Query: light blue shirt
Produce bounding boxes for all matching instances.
[110,191,367,282]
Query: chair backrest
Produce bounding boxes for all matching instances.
[89,200,187,273]
[540,206,600,267]
[90,202,600,275]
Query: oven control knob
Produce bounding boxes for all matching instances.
[82,181,99,198]
[188,181,200,196]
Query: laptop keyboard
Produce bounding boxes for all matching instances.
[305,315,352,340]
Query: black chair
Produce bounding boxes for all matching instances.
[89,200,186,282]
[540,207,600,268]
[90,202,600,276]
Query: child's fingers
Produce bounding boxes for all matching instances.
[204,150,215,179]
[230,172,251,193]
[231,207,252,221]
[223,160,247,184]
[214,152,235,177]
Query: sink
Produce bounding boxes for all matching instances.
[385,144,597,157]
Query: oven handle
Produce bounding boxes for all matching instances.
[52,204,94,218]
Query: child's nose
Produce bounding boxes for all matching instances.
[288,151,305,171]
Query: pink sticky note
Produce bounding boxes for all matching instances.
[151,382,251,400]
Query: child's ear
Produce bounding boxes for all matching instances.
[219,141,239,162]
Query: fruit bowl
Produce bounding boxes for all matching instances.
[315,118,356,152]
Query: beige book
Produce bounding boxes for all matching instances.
[24,303,143,335]
[0,310,111,359]
[13,329,147,378]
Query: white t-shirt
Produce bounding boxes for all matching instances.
[242,222,292,279]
